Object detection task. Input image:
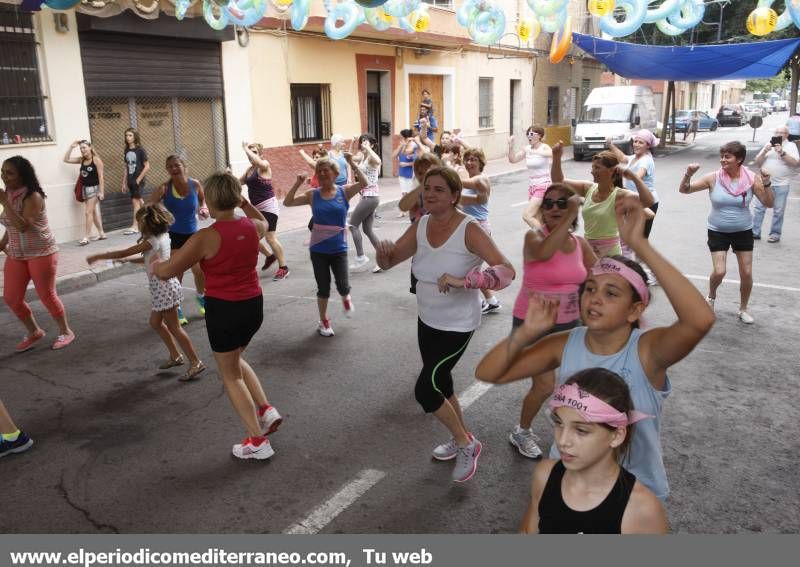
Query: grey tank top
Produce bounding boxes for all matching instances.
[550,326,672,500]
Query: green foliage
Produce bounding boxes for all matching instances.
[746,76,789,93]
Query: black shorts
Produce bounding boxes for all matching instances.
[511,317,580,346]
[263,211,278,232]
[169,231,193,250]
[127,178,143,199]
[204,294,263,353]
[707,228,754,253]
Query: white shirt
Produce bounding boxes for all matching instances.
[761,140,799,186]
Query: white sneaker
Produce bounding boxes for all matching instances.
[372,265,383,274]
[738,310,755,324]
[509,428,543,459]
[452,437,482,483]
[258,406,283,436]
[342,295,355,318]
[349,255,370,272]
[317,320,335,337]
[706,296,715,310]
[232,436,274,460]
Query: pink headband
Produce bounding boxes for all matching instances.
[590,258,649,306]
[548,383,652,428]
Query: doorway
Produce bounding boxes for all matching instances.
[408,73,444,135]
[366,70,392,176]
[510,79,522,138]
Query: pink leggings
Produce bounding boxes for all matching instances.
[3,253,65,322]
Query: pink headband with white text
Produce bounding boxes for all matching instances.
[548,383,653,428]
[590,258,649,306]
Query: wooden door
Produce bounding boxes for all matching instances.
[408,74,444,133]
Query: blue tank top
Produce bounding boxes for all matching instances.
[310,186,349,254]
[164,179,199,235]
[461,188,488,221]
[707,174,754,233]
[398,147,416,179]
[333,154,349,185]
[552,327,672,500]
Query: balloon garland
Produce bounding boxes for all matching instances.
[589,0,705,38]
[746,0,800,36]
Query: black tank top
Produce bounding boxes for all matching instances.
[538,460,636,534]
[245,167,274,206]
[80,159,99,187]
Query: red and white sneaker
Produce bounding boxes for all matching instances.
[232,436,274,460]
[258,405,283,435]
[317,319,335,337]
[273,267,290,281]
[15,329,45,353]
[342,295,355,318]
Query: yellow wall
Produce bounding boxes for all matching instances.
[0,11,90,242]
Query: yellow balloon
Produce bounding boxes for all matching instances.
[588,0,615,17]
[746,7,778,36]
[412,11,430,32]
[275,0,293,6]
[530,18,541,41]
[517,20,532,42]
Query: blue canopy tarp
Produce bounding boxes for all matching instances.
[572,33,800,81]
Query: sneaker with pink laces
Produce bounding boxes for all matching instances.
[51,332,75,351]
[273,267,290,281]
[15,329,45,353]
[232,436,274,460]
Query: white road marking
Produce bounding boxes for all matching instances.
[459,382,493,409]
[788,197,800,201]
[284,469,386,534]
[684,274,800,293]
[511,201,528,208]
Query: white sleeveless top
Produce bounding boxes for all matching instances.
[411,215,483,332]
[525,146,551,180]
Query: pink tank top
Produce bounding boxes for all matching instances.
[200,217,261,301]
[0,188,58,258]
[512,232,588,324]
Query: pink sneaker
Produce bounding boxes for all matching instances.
[15,329,45,353]
[51,332,76,351]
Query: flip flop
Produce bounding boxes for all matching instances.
[179,362,207,382]
[97,235,108,240]
[123,229,138,235]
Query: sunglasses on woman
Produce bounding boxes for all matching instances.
[542,197,568,210]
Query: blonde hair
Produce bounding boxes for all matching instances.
[136,203,174,241]
[314,156,340,177]
[204,172,242,211]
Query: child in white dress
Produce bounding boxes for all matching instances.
[87,203,206,380]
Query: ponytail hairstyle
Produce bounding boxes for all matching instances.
[135,202,174,242]
[3,156,46,200]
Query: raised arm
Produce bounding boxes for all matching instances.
[282,173,311,207]
[343,153,368,201]
[242,141,271,174]
[299,149,317,168]
[606,139,630,164]
[617,195,715,390]
[525,195,582,262]
[507,136,526,163]
[751,172,773,208]
[63,141,81,164]
[679,164,714,194]
[620,166,655,208]
[550,142,592,196]
[460,174,490,206]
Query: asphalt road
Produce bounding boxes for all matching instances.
[2,113,798,534]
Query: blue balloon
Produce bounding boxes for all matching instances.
[44,0,81,8]
[291,0,311,31]
[355,0,388,7]
[599,0,647,37]
[324,2,364,40]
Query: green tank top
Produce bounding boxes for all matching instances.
[582,183,620,240]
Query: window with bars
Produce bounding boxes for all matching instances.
[0,5,50,144]
[478,77,493,128]
[422,0,455,9]
[547,86,559,125]
[290,84,331,143]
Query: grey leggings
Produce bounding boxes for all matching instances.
[348,196,380,257]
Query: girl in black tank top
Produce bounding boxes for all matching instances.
[521,369,668,534]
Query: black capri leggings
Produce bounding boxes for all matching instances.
[310,251,350,298]
[644,201,659,239]
[415,318,474,413]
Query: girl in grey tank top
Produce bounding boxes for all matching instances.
[475,197,715,500]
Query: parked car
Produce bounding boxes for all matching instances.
[667,110,719,133]
[760,102,774,115]
[774,100,789,112]
[716,104,747,126]
[744,103,767,120]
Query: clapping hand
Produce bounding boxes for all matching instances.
[375,239,396,270]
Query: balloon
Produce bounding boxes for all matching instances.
[643,0,680,24]
[203,1,230,30]
[273,0,293,5]
[364,7,392,31]
[755,0,800,32]
[598,0,647,37]
[517,18,533,42]
[291,0,310,30]
[356,0,388,7]
[43,0,81,7]
[539,8,565,33]
[549,12,571,63]
[383,0,419,18]
[467,3,506,46]
[174,0,193,20]
[324,1,364,40]
[587,0,615,18]
[457,0,481,26]
[747,7,778,36]
[410,9,430,32]
[527,0,568,18]
[226,0,268,27]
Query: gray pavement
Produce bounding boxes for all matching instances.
[1,114,798,533]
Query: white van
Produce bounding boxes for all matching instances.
[572,86,658,161]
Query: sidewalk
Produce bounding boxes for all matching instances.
[0,154,530,300]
